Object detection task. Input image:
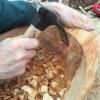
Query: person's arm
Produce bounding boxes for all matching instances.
[42,2,94,31]
[0,0,37,33]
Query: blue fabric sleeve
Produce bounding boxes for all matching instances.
[0,0,37,33]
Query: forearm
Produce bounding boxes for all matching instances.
[0,0,37,33]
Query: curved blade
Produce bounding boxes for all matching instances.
[57,20,69,46]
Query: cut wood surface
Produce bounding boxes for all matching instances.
[64,28,98,100]
[0,27,98,100]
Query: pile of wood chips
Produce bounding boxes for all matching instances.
[0,46,72,100]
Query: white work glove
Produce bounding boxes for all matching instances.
[0,38,39,79]
[42,2,94,31]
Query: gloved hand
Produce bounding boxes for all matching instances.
[42,2,94,31]
[0,37,39,79]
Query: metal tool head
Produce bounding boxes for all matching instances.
[32,3,69,46]
[56,20,69,46]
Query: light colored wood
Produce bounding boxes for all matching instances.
[64,28,98,100]
[24,24,40,38]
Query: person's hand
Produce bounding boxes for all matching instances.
[42,2,94,31]
[0,37,39,79]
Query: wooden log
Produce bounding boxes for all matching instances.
[0,27,98,100]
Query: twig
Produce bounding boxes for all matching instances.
[79,6,87,14]
[84,5,92,11]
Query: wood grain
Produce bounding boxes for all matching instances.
[64,28,98,100]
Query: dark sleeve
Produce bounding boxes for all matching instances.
[0,0,37,33]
